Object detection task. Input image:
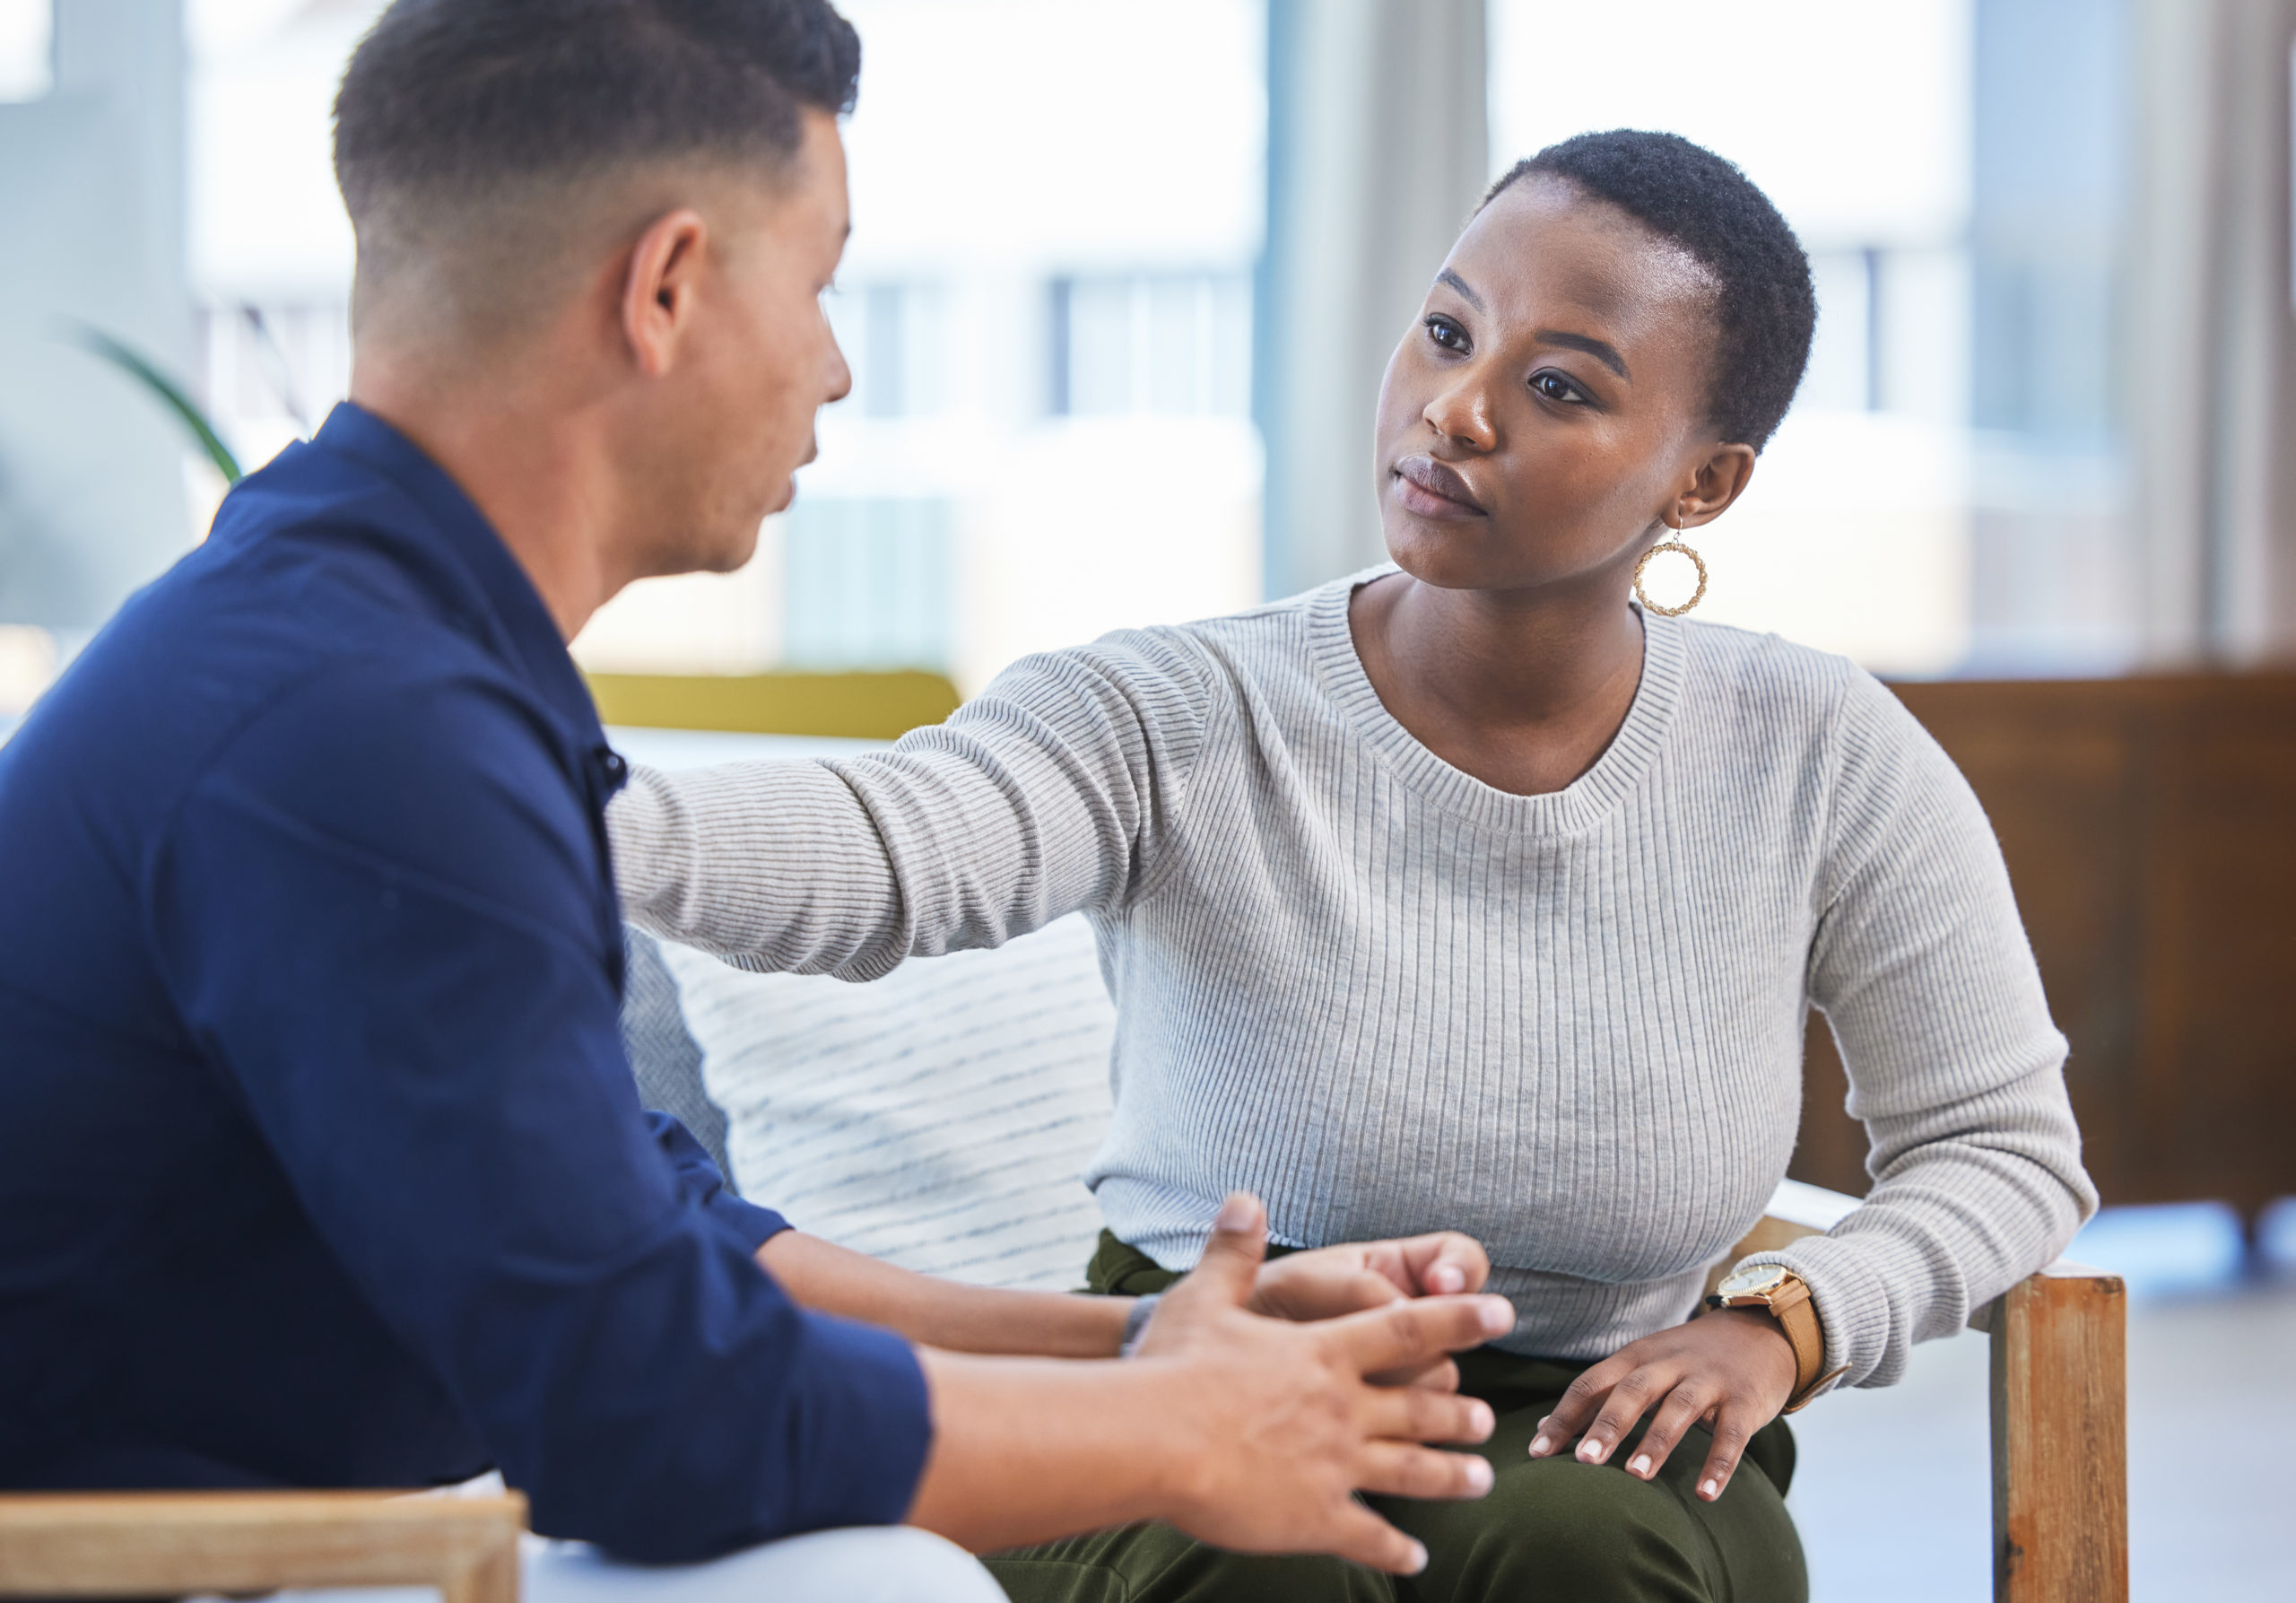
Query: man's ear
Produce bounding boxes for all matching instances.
[619,208,709,379]
[1680,441,1759,528]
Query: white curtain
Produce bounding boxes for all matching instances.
[1256,0,1488,599]
[2128,0,2296,662]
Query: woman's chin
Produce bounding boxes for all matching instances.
[1381,519,1514,592]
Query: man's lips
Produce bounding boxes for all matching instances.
[1393,455,1487,516]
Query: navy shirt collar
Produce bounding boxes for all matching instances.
[309,402,616,782]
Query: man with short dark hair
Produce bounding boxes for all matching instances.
[0,1,1511,1596]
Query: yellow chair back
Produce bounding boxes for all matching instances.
[585,670,960,742]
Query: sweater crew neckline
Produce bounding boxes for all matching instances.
[1307,566,1687,837]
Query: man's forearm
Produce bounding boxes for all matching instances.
[758,1230,1130,1358]
[906,1349,1189,1552]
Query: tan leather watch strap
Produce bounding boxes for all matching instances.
[1715,1270,1845,1412]
[1761,1277,1831,1411]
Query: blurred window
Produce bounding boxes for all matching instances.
[781,498,956,671]
[178,0,1268,696]
[1491,0,2137,679]
[1050,272,1253,418]
[0,0,49,100]
[1966,0,2131,674]
[825,281,948,421]
[1491,0,1981,678]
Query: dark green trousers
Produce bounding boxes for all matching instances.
[984,1235,1808,1603]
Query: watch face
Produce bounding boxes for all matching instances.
[1719,1264,1792,1300]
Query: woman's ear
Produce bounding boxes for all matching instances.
[1678,442,1759,528]
[618,207,710,379]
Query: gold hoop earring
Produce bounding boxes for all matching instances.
[1633,524,1708,617]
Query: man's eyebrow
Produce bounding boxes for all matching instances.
[1537,329,1630,380]
[1435,268,1484,312]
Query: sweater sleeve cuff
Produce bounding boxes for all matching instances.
[1735,1234,1898,1390]
[782,1310,935,1529]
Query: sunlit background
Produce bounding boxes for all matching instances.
[2,3,2292,1599]
[0,0,2211,712]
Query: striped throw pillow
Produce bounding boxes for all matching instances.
[655,914,1115,1291]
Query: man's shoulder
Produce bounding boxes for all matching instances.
[23,534,509,793]
[0,480,572,910]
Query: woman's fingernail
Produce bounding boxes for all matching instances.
[1432,1265,1464,1292]
[1529,1434,1552,1457]
[1578,1437,1605,1462]
[1700,1478,1720,1501]
[1464,1456,1494,1494]
[1214,1194,1255,1232]
[1629,1454,1652,1477]
[1479,1298,1514,1334]
[1469,1401,1495,1436]
[1405,1540,1430,1574]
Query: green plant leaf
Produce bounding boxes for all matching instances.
[63,322,243,484]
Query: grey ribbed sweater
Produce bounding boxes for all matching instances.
[613,572,2096,1389]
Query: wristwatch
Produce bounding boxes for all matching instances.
[1705,1264,1846,1413]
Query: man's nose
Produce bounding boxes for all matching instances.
[825,330,855,405]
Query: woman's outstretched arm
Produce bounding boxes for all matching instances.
[609,628,1219,975]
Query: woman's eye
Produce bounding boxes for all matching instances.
[1424,316,1469,353]
[1531,370,1589,405]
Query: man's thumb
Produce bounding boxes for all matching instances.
[1187,1192,1269,1304]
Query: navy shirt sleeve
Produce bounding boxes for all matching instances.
[143,658,930,1561]
[648,1110,784,1248]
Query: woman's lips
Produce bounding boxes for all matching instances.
[1393,455,1487,517]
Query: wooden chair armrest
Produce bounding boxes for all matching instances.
[1989,1263,2127,1602]
[1718,1184,2131,1600]
[0,1490,527,1603]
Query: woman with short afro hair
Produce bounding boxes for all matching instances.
[616,128,2095,1600]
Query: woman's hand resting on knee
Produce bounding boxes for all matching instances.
[1525,1309,1796,1502]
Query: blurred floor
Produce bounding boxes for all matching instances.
[1790,1205,2296,1601]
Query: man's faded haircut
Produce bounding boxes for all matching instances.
[333,0,859,328]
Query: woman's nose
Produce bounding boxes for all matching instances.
[1422,377,1496,451]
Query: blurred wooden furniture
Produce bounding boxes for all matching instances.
[586,669,961,742]
[0,1489,526,1603]
[1740,1184,2127,1603]
[1790,671,2296,1238]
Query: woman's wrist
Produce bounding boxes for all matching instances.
[1118,1294,1161,1356]
[1705,1304,1796,1366]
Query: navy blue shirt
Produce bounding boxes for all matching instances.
[0,405,931,1560]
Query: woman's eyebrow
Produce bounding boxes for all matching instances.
[1536,329,1631,380]
[1435,268,1486,311]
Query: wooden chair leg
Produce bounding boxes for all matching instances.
[0,1489,527,1601]
[1989,1265,2128,1602]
